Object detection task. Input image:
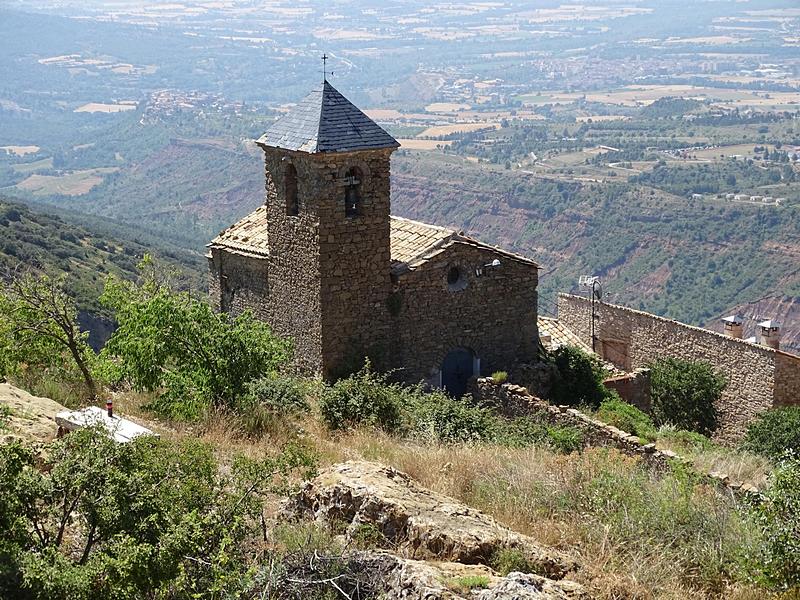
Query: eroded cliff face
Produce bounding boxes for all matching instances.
[78,310,116,351]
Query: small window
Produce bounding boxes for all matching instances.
[285,164,298,216]
[447,265,467,291]
[343,167,362,217]
[447,267,460,285]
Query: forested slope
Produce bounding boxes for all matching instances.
[0,197,206,314]
[390,154,800,352]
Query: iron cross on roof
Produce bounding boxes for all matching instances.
[322,53,328,82]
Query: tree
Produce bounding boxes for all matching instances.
[648,357,725,435]
[100,257,291,419]
[549,345,612,409]
[742,406,800,460]
[0,427,315,600]
[0,271,97,397]
[752,456,800,590]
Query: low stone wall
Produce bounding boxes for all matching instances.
[603,368,651,413]
[472,378,762,498]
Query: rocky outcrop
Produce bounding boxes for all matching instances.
[0,383,65,444]
[355,551,587,599]
[283,461,579,581]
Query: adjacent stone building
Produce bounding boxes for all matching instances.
[207,82,539,395]
[557,293,800,442]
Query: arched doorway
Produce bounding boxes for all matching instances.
[441,347,478,398]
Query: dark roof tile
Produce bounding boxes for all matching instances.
[257,82,399,153]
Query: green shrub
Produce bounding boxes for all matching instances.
[657,425,716,451]
[752,456,800,589]
[319,363,404,432]
[596,395,657,442]
[448,575,490,592]
[502,418,584,453]
[649,357,724,435]
[549,345,612,409]
[490,548,536,576]
[410,390,499,444]
[742,407,800,460]
[100,257,291,420]
[491,370,508,383]
[543,424,585,454]
[0,427,316,600]
[242,374,309,415]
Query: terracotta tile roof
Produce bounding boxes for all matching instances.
[538,316,624,375]
[538,316,593,353]
[208,205,269,257]
[389,216,455,272]
[208,211,539,275]
[257,82,399,154]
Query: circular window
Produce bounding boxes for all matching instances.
[447,265,467,291]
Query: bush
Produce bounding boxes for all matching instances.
[742,407,800,460]
[319,363,404,432]
[410,390,499,444]
[549,345,612,409]
[752,456,800,589]
[596,395,657,442]
[235,374,311,438]
[501,417,584,453]
[491,370,508,383]
[656,425,715,451]
[0,427,316,600]
[490,548,536,576]
[242,374,310,415]
[649,358,725,435]
[100,257,291,420]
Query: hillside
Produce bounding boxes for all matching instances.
[0,197,206,343]
[390,153,800,352]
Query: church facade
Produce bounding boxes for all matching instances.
[207,82,539,395]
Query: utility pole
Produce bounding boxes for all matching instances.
[579,276,602,352]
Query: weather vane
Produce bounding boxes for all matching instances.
[322,53,328,82]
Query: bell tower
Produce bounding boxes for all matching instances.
[256,80,399,377]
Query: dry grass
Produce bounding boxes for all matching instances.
[294,421,763,599]
[102,390,768,600]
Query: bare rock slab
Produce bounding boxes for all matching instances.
[357,551,588,599]
[283,460,579,579]
[0,383,66,444]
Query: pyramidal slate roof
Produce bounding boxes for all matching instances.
[257,81,399,153]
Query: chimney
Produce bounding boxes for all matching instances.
[758,319,781,350]
[721,315,744,339]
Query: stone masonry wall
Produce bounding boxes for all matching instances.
[557,293,782,443]
[472,378,763,497]
[603,369,651,413]
[316,149,394,378]
[775,351,800,407]
[392,242,539,384]
[263,148,325,374]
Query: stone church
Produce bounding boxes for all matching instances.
[207,81,539,396]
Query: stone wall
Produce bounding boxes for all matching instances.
[557,293,800,442]
[603,369,651,413]
[260,147,395,378]
[775,350,800,407]
[472,378,762,497]
[391,241,539,384]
